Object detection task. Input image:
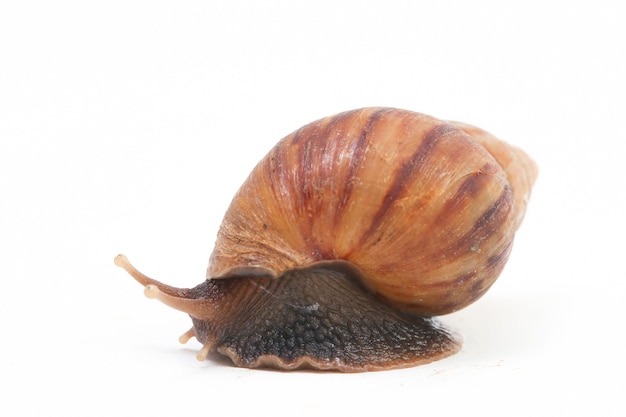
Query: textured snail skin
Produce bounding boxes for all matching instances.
[115,107,536,372]
[190,269,461,371]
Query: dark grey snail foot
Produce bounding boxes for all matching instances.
[193,268,462,372]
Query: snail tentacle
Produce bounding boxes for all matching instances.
[115,255,217,321]
[196,336,218,362]
[179,328,195,344]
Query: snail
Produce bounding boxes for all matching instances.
[115,107,537,372]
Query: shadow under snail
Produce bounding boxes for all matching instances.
[115,107,537,372]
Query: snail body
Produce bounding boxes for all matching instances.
[115,107,536,372]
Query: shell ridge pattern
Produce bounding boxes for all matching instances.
[331,109,385,235]
[355,121,452,249]
[208,107,534,316]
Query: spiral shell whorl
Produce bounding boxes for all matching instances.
[208,108,534,315]
[450,121,538,230]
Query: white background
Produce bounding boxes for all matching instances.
[1,1,624,416]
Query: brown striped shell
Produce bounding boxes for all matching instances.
[208,107,537,316]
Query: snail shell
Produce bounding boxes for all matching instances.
[210,107,536,315]
[115,107,536,371]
